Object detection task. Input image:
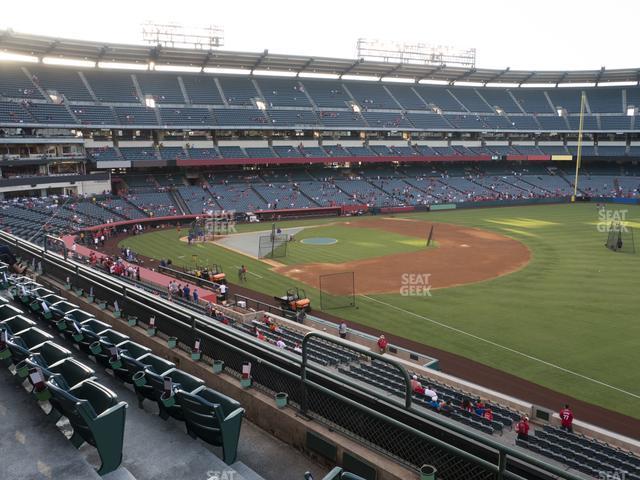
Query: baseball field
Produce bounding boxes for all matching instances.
[119,203,640,419]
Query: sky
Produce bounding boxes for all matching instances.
[0,0,637,71]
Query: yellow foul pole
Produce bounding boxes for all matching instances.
[571,91,586,202]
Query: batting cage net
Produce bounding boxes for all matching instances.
[320,271,356,310]
[605,222,636,253]
[258,234,288,259]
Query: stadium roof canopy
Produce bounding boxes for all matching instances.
[2,29,640,86]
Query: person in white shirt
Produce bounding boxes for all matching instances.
[218,283,228,302]
[276,338,286,349]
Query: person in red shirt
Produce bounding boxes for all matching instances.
[483,407,494,422]
[559,404,574,433]
[515,416,530,440]
[377,335,388,354]
[410,375,424,394]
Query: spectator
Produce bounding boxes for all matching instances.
[338,321,347,339]
[276,338,286,349]
[293,342,302,353]
[218,283,228,303]
[428,396,440,409]
[377,334,388,354]
[183,284,191,300]
[423,385,437,400]
[559,404,574,433]
[193,288,199,304]
[474,398,486,416]
[483,407,494,422]
[238,265,247,282]
[0,243,26,274]
[410,374,423,393]
[515,416,530,440]
[439,400,453,416]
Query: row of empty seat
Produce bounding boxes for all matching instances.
[2,64,640,115]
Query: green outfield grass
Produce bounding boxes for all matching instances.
[119,204,640,419]
[279,224,431,265]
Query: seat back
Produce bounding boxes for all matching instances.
[98,329,129,347]
[13,327,53,349]
[142,367,170,401]
[196,386,242,417]
[32,341,72,367]
[176,389,223,445]
[167,369,204,393]
[50,301,79,315]
[49,358,96,390]
[0,304,24,320]
[80,318,112,334]
[65,309,94,322]
[137,353,175,374]
[1,314,36,335]
[117,340,150,359]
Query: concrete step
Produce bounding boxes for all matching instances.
[231,461,269,480]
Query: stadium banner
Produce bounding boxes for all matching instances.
[506,155,550,161]
[380,206,415,214]
[97,160,131,169]
[551,155,573,161]
[430,204,456,211]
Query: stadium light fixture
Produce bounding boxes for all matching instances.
[342,74,381,82]
[203,67,250,75]
[380,77,415,83]
[485,82,520,88]
[452,81,484,87]
[0,51,38,63]
[154,65,201,73]
[253,69,297,77]
[98,61,148,71]
[557,82,596,88]
[298,72,340,79]
[43,57,96,68]
[418,79,449,85]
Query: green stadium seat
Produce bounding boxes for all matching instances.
[93,329,130,368]
[30,341,72,367]
[49,301,79,320]
[177,385,245,464]
[143,368,204,421]
[0,304,24,320]
[1,314,36,335]
[47,358,97,390]
[73,318,112,353]
[6,327,54,364]
[130,353,175,407]
[47,378,127,475]
[112,340,151,383]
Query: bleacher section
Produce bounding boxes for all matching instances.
[0,66,638,135]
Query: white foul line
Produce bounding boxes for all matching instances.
[360,295,640,400]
